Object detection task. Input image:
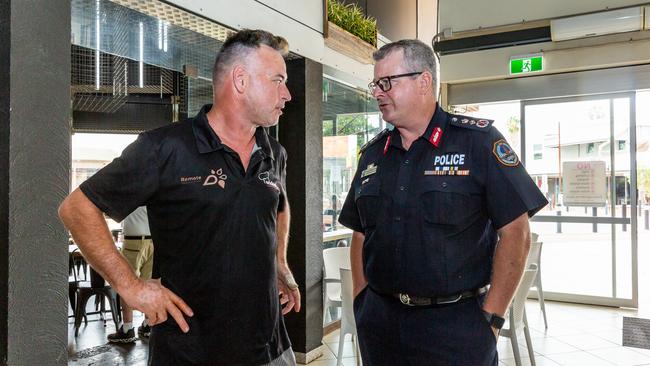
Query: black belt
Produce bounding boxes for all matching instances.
[389,285,489,306]
[124,235,152,240]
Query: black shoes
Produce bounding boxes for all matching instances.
[137,323,151,338]
[107,325,137,343]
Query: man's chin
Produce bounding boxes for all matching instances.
[257,119,279,128]
[380,112,394,124]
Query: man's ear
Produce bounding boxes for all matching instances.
[419,71,433,95]
[232,64,248,93]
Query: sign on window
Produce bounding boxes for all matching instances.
[562,161,607,206]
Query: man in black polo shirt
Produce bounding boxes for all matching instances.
[59,29,300,365]
[338,40,548,365]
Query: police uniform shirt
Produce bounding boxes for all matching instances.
[338,104,548,298]
[80,104,290,365]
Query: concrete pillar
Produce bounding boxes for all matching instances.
[0,0,70,364]
[279,57,324,364]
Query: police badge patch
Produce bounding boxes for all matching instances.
[492,139,519,166]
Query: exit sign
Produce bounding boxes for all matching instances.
[510,53,543,74]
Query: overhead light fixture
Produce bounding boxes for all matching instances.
[139,22,144,88]
[95,0,100,90]
[163,21,168,53]
[551,7,643,41]
[158,19,163,50]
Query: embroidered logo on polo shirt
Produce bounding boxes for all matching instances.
[258,171,279,191]
[203,168,227,189]
[180,176,202,184]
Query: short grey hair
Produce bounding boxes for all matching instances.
[212,29,289,87]
[372,39,437,88]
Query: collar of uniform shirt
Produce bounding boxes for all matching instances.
[419,103,448,148]
[386,103,449,153]
[191,104,275,160]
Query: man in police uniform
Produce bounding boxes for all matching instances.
[59,29,300,365]
[338,40,548,365]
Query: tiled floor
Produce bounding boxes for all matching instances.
[69,299,650,365]
[311,300,650,366]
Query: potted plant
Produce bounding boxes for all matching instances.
[325,0,378,64]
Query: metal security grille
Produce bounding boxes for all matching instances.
[71,45,176,113]
[70,0,303,130]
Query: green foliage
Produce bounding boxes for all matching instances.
[639,168,650,194]
[323,115,368,137]
[328,0,377,46]
[507,116,520,136]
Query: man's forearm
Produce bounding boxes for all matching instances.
[350,231,367,296]
[276,201,290,266]
[59,189,139,294]
[482,213,531,316]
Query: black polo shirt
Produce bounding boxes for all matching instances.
[339,104,548,298]
[80,104,290,365]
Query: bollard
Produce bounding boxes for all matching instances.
[557,210,562,233]
[645,209,649,230]
[593,207,598,233]
[623,204,627,232]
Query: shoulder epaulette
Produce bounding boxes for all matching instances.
[448,114,493,132]
[359,129,390,155]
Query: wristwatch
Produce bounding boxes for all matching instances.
[482,310,505,329]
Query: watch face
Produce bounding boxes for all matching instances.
[491,314,505,329]
[482,310,505,329]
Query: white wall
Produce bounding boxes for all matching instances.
[441,31,650,84]
[437,1,650,104]
[418,0,438,45]
[438,0,645,32]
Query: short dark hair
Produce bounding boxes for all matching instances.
[212,29,289,87]
[373,39,437,87]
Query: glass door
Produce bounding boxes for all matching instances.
[522,93,638,307]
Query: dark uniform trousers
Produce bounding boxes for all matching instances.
[354,287,498,366]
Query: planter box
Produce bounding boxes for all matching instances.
[325,21,376,65]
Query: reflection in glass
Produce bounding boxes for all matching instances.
[321,77,382,325]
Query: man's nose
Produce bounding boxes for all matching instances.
[282,84,291,102]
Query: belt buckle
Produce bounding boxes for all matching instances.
[437,293,463,305]
[399,293,414,306]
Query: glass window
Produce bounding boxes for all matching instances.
[321,76,382,325]
[587,142,595,154]
[322,77,382,235]
[452,101,521,156]
[72,133,138,230]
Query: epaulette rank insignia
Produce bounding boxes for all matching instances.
[359,129,389,155]
[449,115,493,132]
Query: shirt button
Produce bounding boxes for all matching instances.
[399,186,406,191]
[404,159,410,165]
[441,182,448,188]
[395,216,401,221]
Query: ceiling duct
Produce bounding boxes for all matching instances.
[550,7,644,42]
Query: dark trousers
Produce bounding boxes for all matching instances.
[354,287,498,366]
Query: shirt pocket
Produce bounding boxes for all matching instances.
[420,184,481,229]
[355,180,381,230]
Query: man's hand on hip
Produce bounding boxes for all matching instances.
[277,266,301,315]
[122,278,194,332]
